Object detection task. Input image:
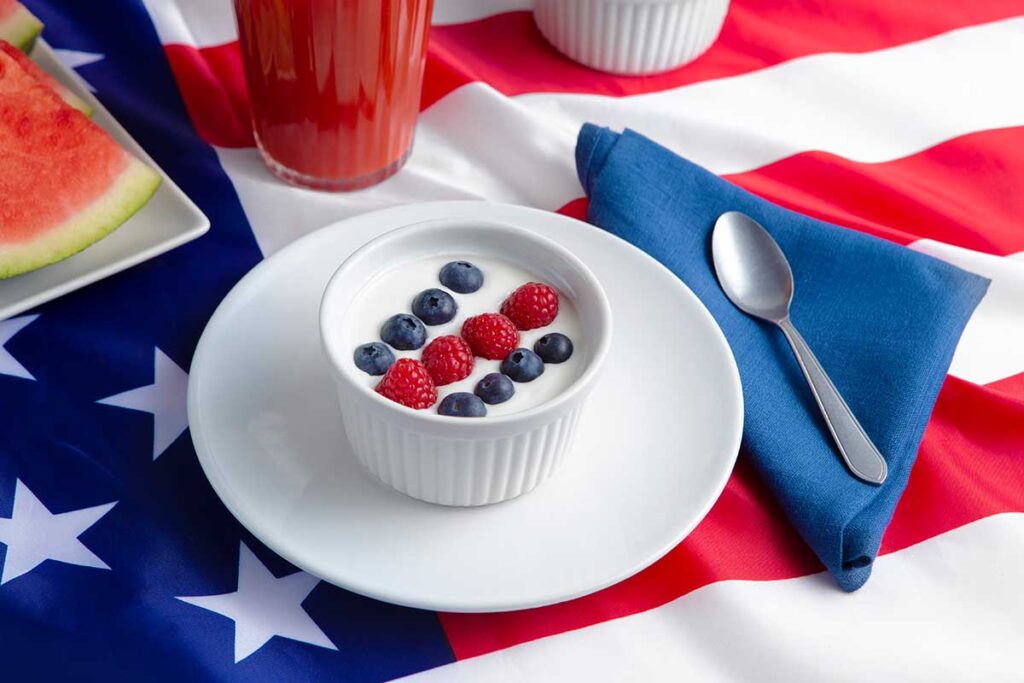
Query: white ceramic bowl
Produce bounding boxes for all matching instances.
[534,0,729,75]
[320,219,612,506]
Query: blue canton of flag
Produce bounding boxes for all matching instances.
[0,2,454,680]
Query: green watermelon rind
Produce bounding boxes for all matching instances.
[56,84,94,117]
[0,5,43,53]
[0,158,163,279]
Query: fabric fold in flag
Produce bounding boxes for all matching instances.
[575,124,989,590]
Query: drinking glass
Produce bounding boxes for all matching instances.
[234,0,434,191]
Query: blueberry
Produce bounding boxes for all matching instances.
[353,342,395,376]
[534,333,574,364]
[500,348,545,382]
[437,392,487,417]
[439,261,484,294]
[474,372,515,405]
[380,314,427,350]
[411,288,457,325]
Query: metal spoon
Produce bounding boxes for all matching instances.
[711,211,887,485]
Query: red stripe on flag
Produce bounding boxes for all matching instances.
[562,127,1024,255]
[726,127,1024,255]
[164,43,253,148]
[987,372,1024,399]
[424,1,1024,107]
[440,375,1024,660]
[555,197,589,222]
[880,376,1024,555]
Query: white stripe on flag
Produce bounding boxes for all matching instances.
[401,513,1024,682]
[432,0,533,26]
[141,0,237,48]
[910,240,1024,385]
[517,16,1024,175]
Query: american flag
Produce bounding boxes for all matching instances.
[2,0,1023,680]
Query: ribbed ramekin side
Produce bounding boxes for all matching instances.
[337,389,584,506]
[534,0,729,75]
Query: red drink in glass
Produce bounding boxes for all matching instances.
[234,0,434,191]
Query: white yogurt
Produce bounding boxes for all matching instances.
[343,256,584,416]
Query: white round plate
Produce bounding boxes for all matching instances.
[188,201,742,613]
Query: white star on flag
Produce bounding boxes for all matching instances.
[0,479,116,585]
[178,542,337,663]
[97,348,189,460]
[53,49,105,92]
[0,314,39,380]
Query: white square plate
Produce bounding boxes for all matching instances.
[0,40,209,319]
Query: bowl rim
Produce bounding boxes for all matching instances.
[319,217,613,428]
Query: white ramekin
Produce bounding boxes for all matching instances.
[533,0,729,75]
[320,219,612,507]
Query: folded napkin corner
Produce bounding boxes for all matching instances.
[575,123,989,590]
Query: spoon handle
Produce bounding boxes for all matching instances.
[777,318,888,485]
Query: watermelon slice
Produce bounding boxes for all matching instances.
[0,0,41,52]
[0,49,161,279]
[0,40,92,114]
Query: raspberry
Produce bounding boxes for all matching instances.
[375,358,437,409]
[421,335,475,386]
[500,283,559,330]
[461,313,520,360]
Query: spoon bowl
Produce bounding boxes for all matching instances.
[712,211,793,323]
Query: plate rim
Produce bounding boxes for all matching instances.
[188,200,744,612]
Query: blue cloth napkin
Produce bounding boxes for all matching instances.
[576,125,989,590]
